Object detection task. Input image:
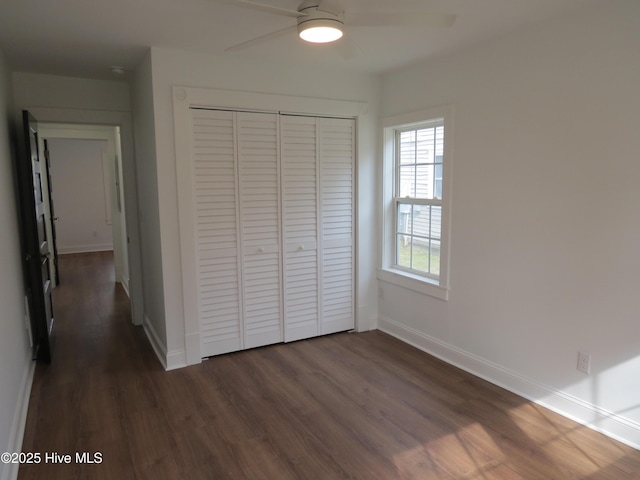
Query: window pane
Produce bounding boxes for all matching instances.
[430,206,442,240]
[435,126,444,160]
[416,128,434,163]
[397,203,412,235]
[399,131,416,165]
[396,234,412,269]
[412,204,429,238]
[415,164,431,199]
[411,236,430,273]
[430,240,441,276]
[435,180,443,200]
[434,164,443,199]
[399,165,415,197]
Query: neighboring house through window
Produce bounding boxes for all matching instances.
[379,105,453,300]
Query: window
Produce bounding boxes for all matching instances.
[379,106,452,300]
[395,122,444,278]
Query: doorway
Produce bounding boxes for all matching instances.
[37,124,130,297]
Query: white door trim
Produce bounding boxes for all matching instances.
[173,86,367,365]
[24,107,144,327]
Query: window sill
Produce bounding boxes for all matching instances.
[377,268,449,301]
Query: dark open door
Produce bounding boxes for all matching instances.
[43,139,60,285]
[15,111,54,362]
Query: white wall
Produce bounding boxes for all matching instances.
[379,0,640,448]
[131,51,167,358]
[0,49,34,480]
[48,138,113,254]
[12,73,130,112]
[12,72,144,326]
[134,47,380,368]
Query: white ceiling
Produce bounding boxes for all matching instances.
[0,0,599,80]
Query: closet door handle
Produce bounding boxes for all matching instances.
[258,247,265,253]
[298,245,305,251]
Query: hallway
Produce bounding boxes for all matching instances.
[19,251,156,479]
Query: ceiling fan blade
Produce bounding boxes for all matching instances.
[221,0,307,18]
[345,12,456,28]
[225,25,297,52]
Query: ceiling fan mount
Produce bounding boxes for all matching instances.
[298,0,332,10]
[223,0,456,53]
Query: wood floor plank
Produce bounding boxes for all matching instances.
[18,252,640,480]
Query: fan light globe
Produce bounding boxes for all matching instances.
[298,19,344,43]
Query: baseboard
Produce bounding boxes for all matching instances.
[142,315,167,370]
[1,354,35,480]
[57,244,114,254]
[184,332,202,366]
[118,274,130,298]
[142,315,186,371]
[377,315,640,451]
[166,349,187,371]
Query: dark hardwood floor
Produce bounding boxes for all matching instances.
[19,252,640,479]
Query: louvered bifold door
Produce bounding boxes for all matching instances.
[192,109,242,357]
[237,112,283,349]
[319,118,355,335]
[281,116,319,342]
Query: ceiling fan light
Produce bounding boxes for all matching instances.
[298,19,344,43]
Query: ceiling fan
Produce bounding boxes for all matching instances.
[222,0,456,53]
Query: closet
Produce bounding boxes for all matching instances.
[190,108,355,358]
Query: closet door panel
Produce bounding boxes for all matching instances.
[281,116,319,342]
[238,112,283,348]
[319,118,355,335]
[192,109,242,357]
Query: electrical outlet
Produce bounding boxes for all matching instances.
[577,352,591,375]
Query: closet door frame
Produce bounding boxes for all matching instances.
[174,86,367,365]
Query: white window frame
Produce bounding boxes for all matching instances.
[378,105,454,301]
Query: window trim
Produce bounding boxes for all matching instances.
[379,105,454,301]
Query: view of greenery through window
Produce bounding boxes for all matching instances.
[396,239,440,276]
